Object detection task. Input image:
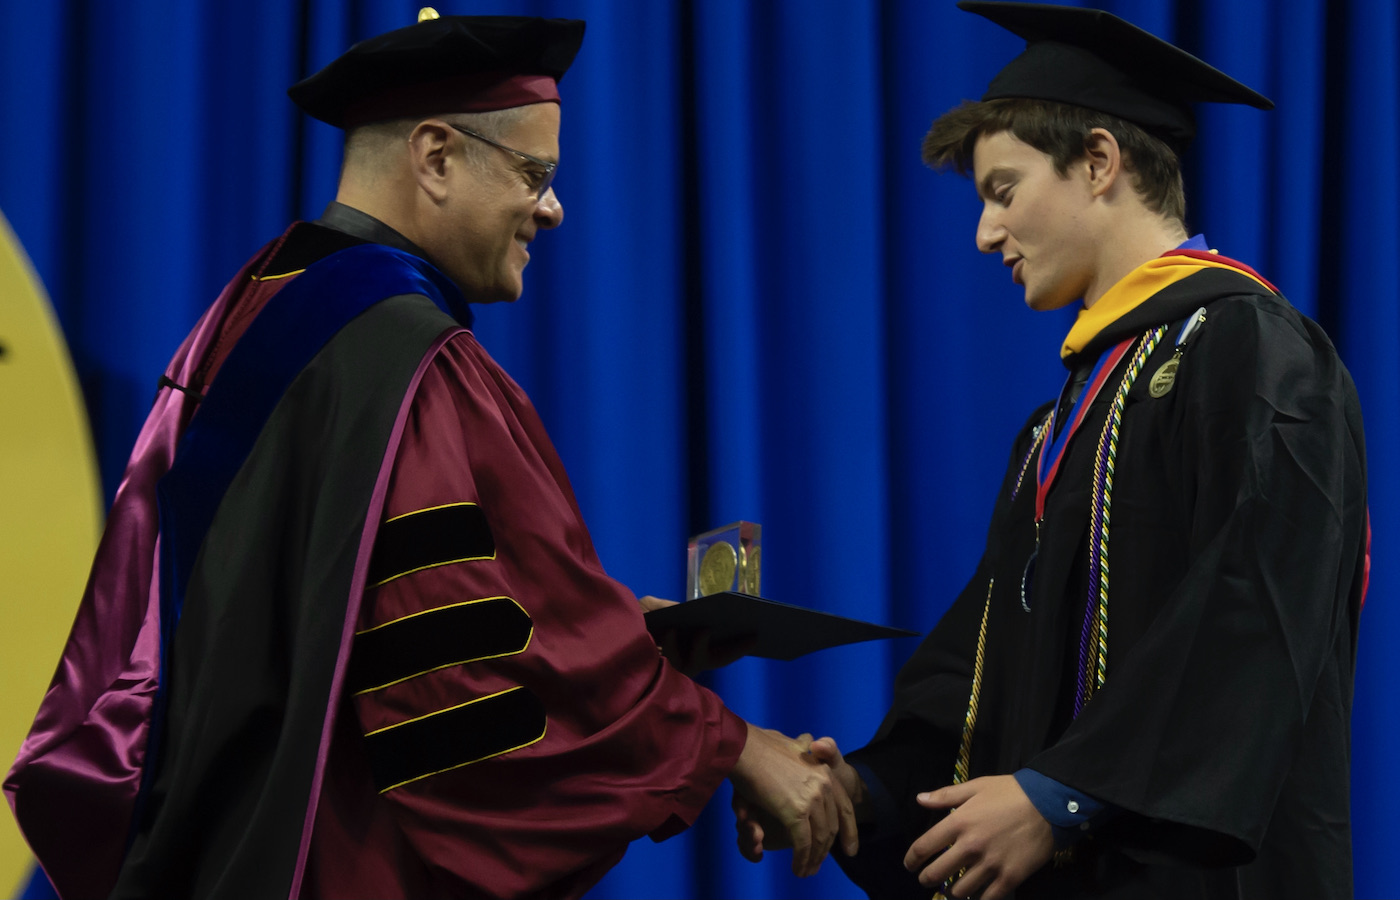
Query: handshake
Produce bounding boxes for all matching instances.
[726,727,1055,897]
[726,727,861,878]
[643,596,863,878]
[648,596,1052,893]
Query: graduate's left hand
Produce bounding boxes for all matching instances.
[904,775,1053,899]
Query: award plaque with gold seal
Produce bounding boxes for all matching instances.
[687,521,761,598]
[648,520,916,662]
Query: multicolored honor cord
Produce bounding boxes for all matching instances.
[1074,326,1170,716]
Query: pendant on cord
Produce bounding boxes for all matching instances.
[1148,307,1208,399]
[1020,546,1037,612]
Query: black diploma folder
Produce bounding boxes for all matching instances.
[644,592,920,662]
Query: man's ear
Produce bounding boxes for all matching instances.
[1082,127,1123,198]
[407,119,454,202]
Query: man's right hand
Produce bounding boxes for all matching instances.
[728,725,860,877]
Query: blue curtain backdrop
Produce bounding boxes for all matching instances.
[2,0,1396,897]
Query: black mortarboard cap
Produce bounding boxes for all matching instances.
[289,13,586,129]
[959,1,1272,152]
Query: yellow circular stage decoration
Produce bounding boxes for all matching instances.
[0,210,103,895]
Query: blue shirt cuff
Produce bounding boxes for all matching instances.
[849,761,903,844]
[1012,768,1117,847]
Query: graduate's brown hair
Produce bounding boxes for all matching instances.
[923,98,1187,224]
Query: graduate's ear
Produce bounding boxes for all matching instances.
[1082,128,1124,199]
[407,119,455,203]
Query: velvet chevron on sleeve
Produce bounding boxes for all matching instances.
[303,330,746,900]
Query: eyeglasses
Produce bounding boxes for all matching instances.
[448,123,557,200]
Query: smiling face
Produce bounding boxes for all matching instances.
[430,102,565,303]
[971,130,1099,312]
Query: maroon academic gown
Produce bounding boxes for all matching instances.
[303,326,747,899]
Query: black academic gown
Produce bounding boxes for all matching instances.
[839,265,1367,899]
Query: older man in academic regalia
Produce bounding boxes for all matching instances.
[7,12,855,900]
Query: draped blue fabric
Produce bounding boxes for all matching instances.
[2,1,1396,897]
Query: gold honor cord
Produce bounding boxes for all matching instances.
[1046,325,1169,875]
[1078,326,1167,712]
[946,419,1047,783]
[935,579,994,899]
[954,579,995,786]
[937,415,1049,898]
[950,414,1049,781]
